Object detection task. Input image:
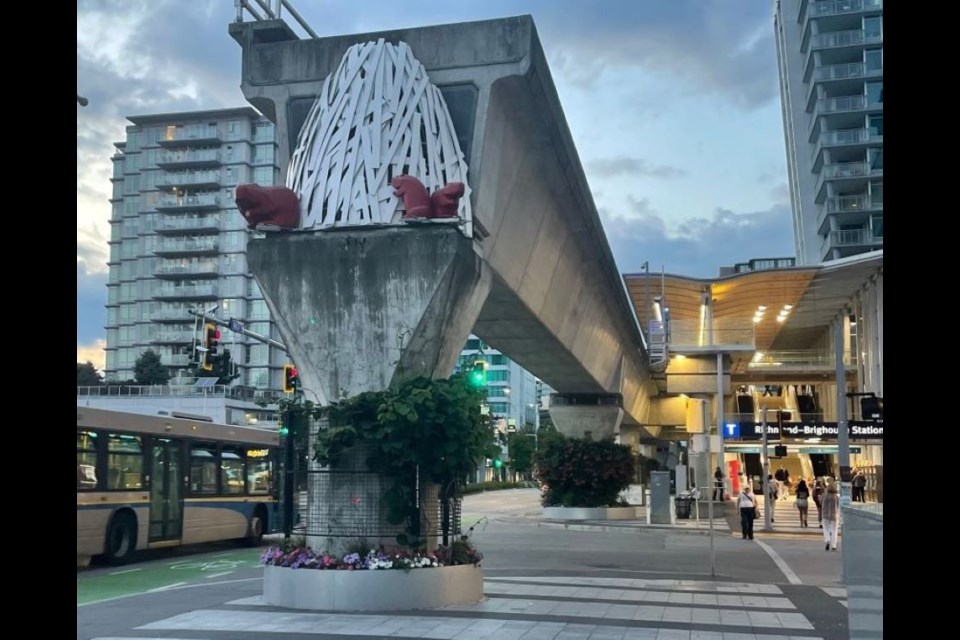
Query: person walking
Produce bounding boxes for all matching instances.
[738,485,757,540]
[821,481,840,551]
[813,478,825,528]
[766,474,778,523]
[795,479,811,527]
[713,466,725,502]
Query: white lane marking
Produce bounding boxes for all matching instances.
[78,578,262,608]
[109,568,142,575]
[147,582,187,592]
[205,571,233,579]
[754,539,803,585]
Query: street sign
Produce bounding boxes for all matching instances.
[229,318,244,333]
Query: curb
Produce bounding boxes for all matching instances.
[536,520,730,536]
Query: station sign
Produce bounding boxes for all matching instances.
[725,420,883,441]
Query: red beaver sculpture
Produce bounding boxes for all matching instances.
[390,175,464,220]
[235,184,300,229]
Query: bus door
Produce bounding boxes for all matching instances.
[148,438,184,542]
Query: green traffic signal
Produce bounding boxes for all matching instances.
[468,360,487,388]
[493,458,503,469]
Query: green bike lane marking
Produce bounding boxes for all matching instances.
[77,548,264,606]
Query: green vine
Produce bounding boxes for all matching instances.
[299,373,492,548]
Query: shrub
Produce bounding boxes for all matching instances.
[533,434,635,508]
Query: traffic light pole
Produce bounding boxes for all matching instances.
[188,309,287,350]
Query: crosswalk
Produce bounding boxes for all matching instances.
[750,495,836,537]
[89,575,848,639]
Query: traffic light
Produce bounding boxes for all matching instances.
[283,364,299,394]
[493,458,503,469]
[203,323,221,371]
[468,360,487,388]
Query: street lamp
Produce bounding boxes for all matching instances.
[77,94,89,107]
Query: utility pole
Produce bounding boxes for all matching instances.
[762,409,773,531]
[188,308,287,350]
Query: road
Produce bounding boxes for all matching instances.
[78,488,849,639]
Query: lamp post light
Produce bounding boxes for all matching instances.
[77,94,89,107]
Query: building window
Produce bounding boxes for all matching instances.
[866,81,883,105]
[871,214,883,239]
[868,114,883,136]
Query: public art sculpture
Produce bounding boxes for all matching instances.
[235,39,472,235]
[391,175,464,220]
[234,183,300,229]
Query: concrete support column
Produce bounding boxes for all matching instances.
[548,393,624,441]
[249,226,491,549]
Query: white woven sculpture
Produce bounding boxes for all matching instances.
[287,39,472,237]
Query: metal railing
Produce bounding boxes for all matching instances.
[234,0,318,38]
[814,62,881,82]
[809,0,882,18]
[152,308,195,322]
[817,94,867,114]
[151,331,194,344]
[161,126,220,143]
[155,261,219,276]
[159,171,222,187]
[156,194,221,209]
[748,350,853,368]
[832,228,881,246]
[155,237,220,253]
[158,150,222,166]
[810,28,882,50]
[77,384,285,403]
[823,194,881,213]
[154,284,219,299]
[156,217,221,232]
[668,318,756,350]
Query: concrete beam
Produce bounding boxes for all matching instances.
[548,393,624,441]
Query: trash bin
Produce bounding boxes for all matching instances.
[675,495,693,519]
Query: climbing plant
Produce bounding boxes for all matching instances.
[286,373,491,548]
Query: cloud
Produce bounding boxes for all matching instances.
[78,264,107,346]
[602,202,795,278]
[534,0,778,107]
[77,339,107,372]
[587,157,687,180]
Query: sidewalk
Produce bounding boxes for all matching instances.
[538,501,732,535]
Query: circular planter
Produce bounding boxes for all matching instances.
[542,506,639,521]
[262,563,483,611]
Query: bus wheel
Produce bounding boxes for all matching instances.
[242,508,266,546]
[104,512,137,565]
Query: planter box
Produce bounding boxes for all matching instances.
[542,506,639,520]
[262,563,483,611]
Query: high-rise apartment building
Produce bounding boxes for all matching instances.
[104,107,287,389]
[457,336,539,428]
[774,0,883,265]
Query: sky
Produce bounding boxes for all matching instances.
[77,0,796,370]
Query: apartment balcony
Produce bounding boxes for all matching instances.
[811,128,882,166]
[151,331,195,345]
[814,161,882,203]
[831,228,883,247]
[157,127,221,147]
[817,194,882,232]
[151,308,195,323]
[156,150,222,169]
[160,354,193,367]
[154,261,219,279]
[155,216,220,235]
[810,28,882,52]
[809,95,882,140]
[807,63,882,110]
[158,171,222,191]
[153,284,218,301]
[155,194,221,212]
[154,237,221,257]
[809,0,882,19]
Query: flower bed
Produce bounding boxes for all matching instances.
[259,536,485,611]
[260,544,484,610]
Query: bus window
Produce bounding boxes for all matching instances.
[221,447,245,495]
[246,447,271,495]
[190,444,218,494]
[106,433,144,490]
[77,430,99,490]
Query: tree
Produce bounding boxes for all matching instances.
[506,432,535,479]
[77,361,103,386]
[134,349,170,385]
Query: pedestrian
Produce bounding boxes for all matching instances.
[852,469,867,502]
[813,478,825,528]
[795,479,810,527]
[713,466,724,502]
[766,474,778,523]
[821,481,840,551]
[738,485,757,540]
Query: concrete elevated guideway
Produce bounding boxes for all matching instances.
[230,16,656,435]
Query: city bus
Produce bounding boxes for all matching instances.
[77,407,281,565]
